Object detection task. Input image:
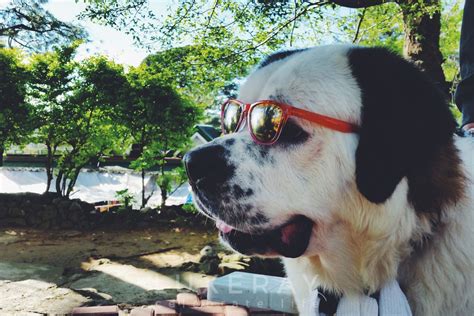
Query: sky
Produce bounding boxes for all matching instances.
[1,0,172,66]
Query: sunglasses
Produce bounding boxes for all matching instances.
[221,99,359,145]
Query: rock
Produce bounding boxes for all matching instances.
[2,217,27,226]
[58,200,71,212]
[41,207,57,221]
[199,257,220,275]
[69,202,84,223]
[200,245,216,257]
[26,213,42,227]
[79,201,94,213]
[0,233,20,245]
[0,206,8,218]
[39,220,51,229]
[27,203,44,218]
[72,287,114,302]
[78,221,91,230]
[58,206,68,220]
[69,201,82,213]
[22,199,33,213]
[140,206,152,213]
[60,220,74,229]
[0,193,96,230]
[9,207,25,217]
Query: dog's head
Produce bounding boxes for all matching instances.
[185,46,464,293]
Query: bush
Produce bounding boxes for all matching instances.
[115,188,136,210]
[182,203,198,214]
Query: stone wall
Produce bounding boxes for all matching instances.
[0,193,93,229]
[0,193,200,230]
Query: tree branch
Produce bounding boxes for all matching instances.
[330,0,395,8]
[353,8,366,43]
[226,1,330,59]
[289,0,298,47]
[205,0,219,31]
[0,2,86,51]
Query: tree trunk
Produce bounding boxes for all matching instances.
[56,170,63,196]
[160,146,168,209]
[66,168,80,198]
[332,0,447,93]
[45,143,53,193]
[160,185,167,209]
[61,175,67,197]
[141,168,146,208]
[0,144,4,167]
[66,160,89,198]
[399,0,447,92]
[159,160,168,209]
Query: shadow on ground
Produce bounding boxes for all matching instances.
[0,225,220,314]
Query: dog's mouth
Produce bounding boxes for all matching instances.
[217,215,314,258]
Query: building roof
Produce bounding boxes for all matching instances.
[195,124,221,142]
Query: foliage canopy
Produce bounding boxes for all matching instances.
[0,47,32,166]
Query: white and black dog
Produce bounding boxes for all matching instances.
[184,45,474,315]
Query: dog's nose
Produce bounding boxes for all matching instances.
[183,144,232,185]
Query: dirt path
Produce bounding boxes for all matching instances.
[0,223,223,314]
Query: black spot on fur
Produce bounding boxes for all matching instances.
[250,212,269,225]
[258,49,307,69]
[239,203,252,213]
[258,147,269,159]
[230,186,253,199]
[348,47,465,213]
[224,138,236,146]
[245,143,273,163]
[233,185,246,199]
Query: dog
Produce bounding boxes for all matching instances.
[184,45,474,315]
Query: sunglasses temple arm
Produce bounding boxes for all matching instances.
[289,107,359,133]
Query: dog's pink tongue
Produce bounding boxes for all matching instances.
[280,221,298,245]
[216,219,234,234]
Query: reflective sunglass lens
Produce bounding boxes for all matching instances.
[222,101,242,134]
[250,103,283,143]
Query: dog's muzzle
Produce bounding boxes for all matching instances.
[184,143,314,258]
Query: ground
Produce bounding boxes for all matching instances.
[0,222,225,314]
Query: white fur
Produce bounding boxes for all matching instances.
[232,45,474,315]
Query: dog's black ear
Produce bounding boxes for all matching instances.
[258,49,307,69]
[348,47,457,204]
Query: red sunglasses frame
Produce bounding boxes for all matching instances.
[221,99,359,145]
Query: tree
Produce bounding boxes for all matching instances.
[80,0,459,93]
[53,56,129,197]
[141,45,254,107]
[0,47,32,166]
[29,45,129,197]
[28,44,78,192]
[123,69,201,208]
[0,0,87,52]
